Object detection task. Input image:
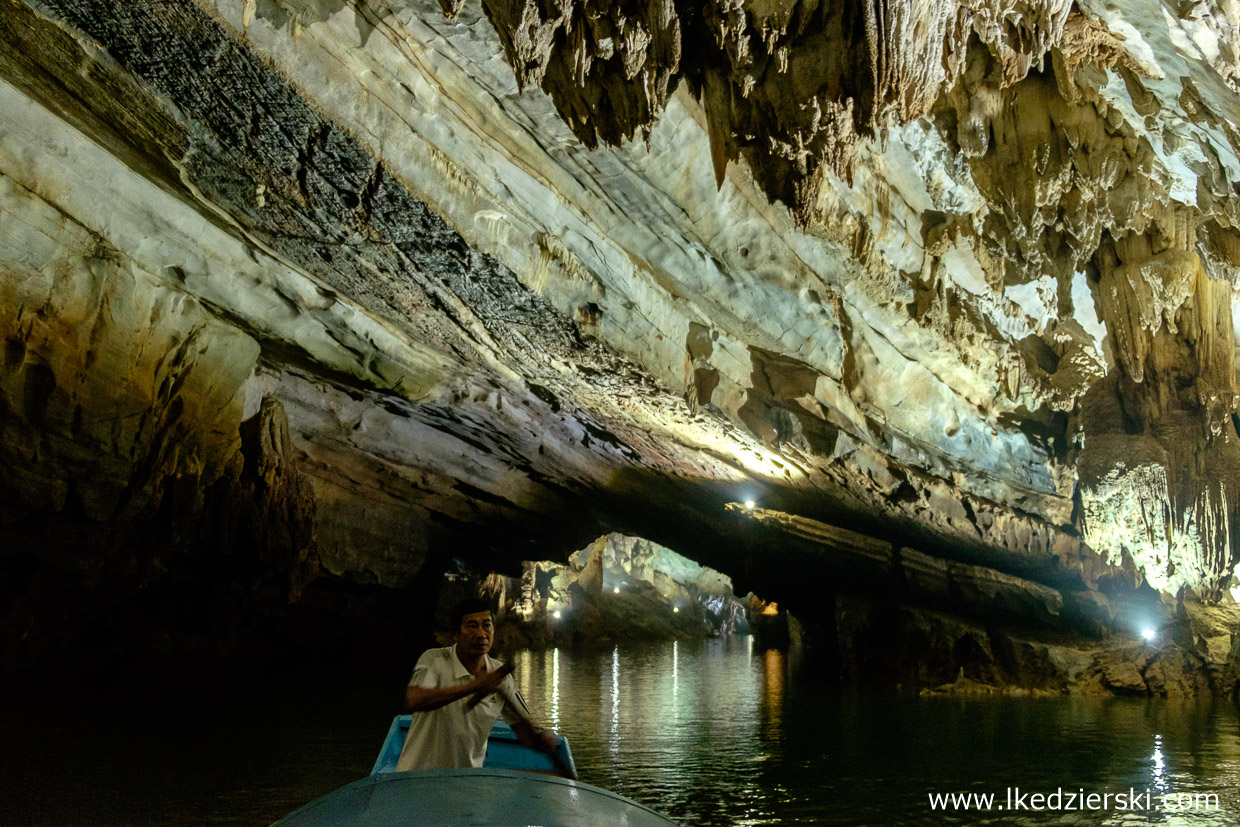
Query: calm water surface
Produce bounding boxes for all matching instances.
[4,637,1240,825]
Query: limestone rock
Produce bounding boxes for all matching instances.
[1094,649,1153,695]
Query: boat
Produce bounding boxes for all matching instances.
[370,715,577,776]
[273,715,679,826]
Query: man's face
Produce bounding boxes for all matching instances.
[456,610,494,657]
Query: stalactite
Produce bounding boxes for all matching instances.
[479,0,1072,218]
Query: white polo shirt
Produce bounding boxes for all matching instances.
[395,645,530,771]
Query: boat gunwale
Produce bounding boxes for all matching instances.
[274,767,678,825]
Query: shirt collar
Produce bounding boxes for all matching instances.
[450,644,472,679]
[450,644,495,679]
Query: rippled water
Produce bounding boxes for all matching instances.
[512,639,1240,826]
[4,638,1240,825]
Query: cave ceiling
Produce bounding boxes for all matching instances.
[3,0,1240,604]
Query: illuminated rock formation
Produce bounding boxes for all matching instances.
[493,533,749,645]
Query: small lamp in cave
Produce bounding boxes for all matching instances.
[613,586,620,593]
[744,499,756,510]
[673,606,680,613]
[1141,628,1156,642]
[553,610,562,620]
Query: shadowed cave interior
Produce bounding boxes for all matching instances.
[6,0,1240,821]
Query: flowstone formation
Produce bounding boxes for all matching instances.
[2,0,1240,691]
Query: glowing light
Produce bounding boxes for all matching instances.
[553,610,562,619]
[1142,628,1155,641]
[744,499,756,510]
[673,606,680,613]
[613,586,620,593]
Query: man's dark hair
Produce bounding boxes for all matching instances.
[450,597,493,631]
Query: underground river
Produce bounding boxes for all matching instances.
[3,637,1239,825]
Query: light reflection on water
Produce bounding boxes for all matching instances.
[610,646,621,756]
[3,639,1240,825]
[517,639,1240,826]
[673,639,679,706]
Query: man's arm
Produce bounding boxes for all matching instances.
[404,666,507,712]
[497,682,574,778]
[511,720,559,754]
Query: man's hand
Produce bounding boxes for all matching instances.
[513,722,575,779]
[532,728,559,754]
[464,662,515,708]
[469,664,510,694]
[406,662,516,712]
[404,664,503,712]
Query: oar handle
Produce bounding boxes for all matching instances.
[464,662,515,709]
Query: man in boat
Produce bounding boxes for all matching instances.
[396,597,558,771]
